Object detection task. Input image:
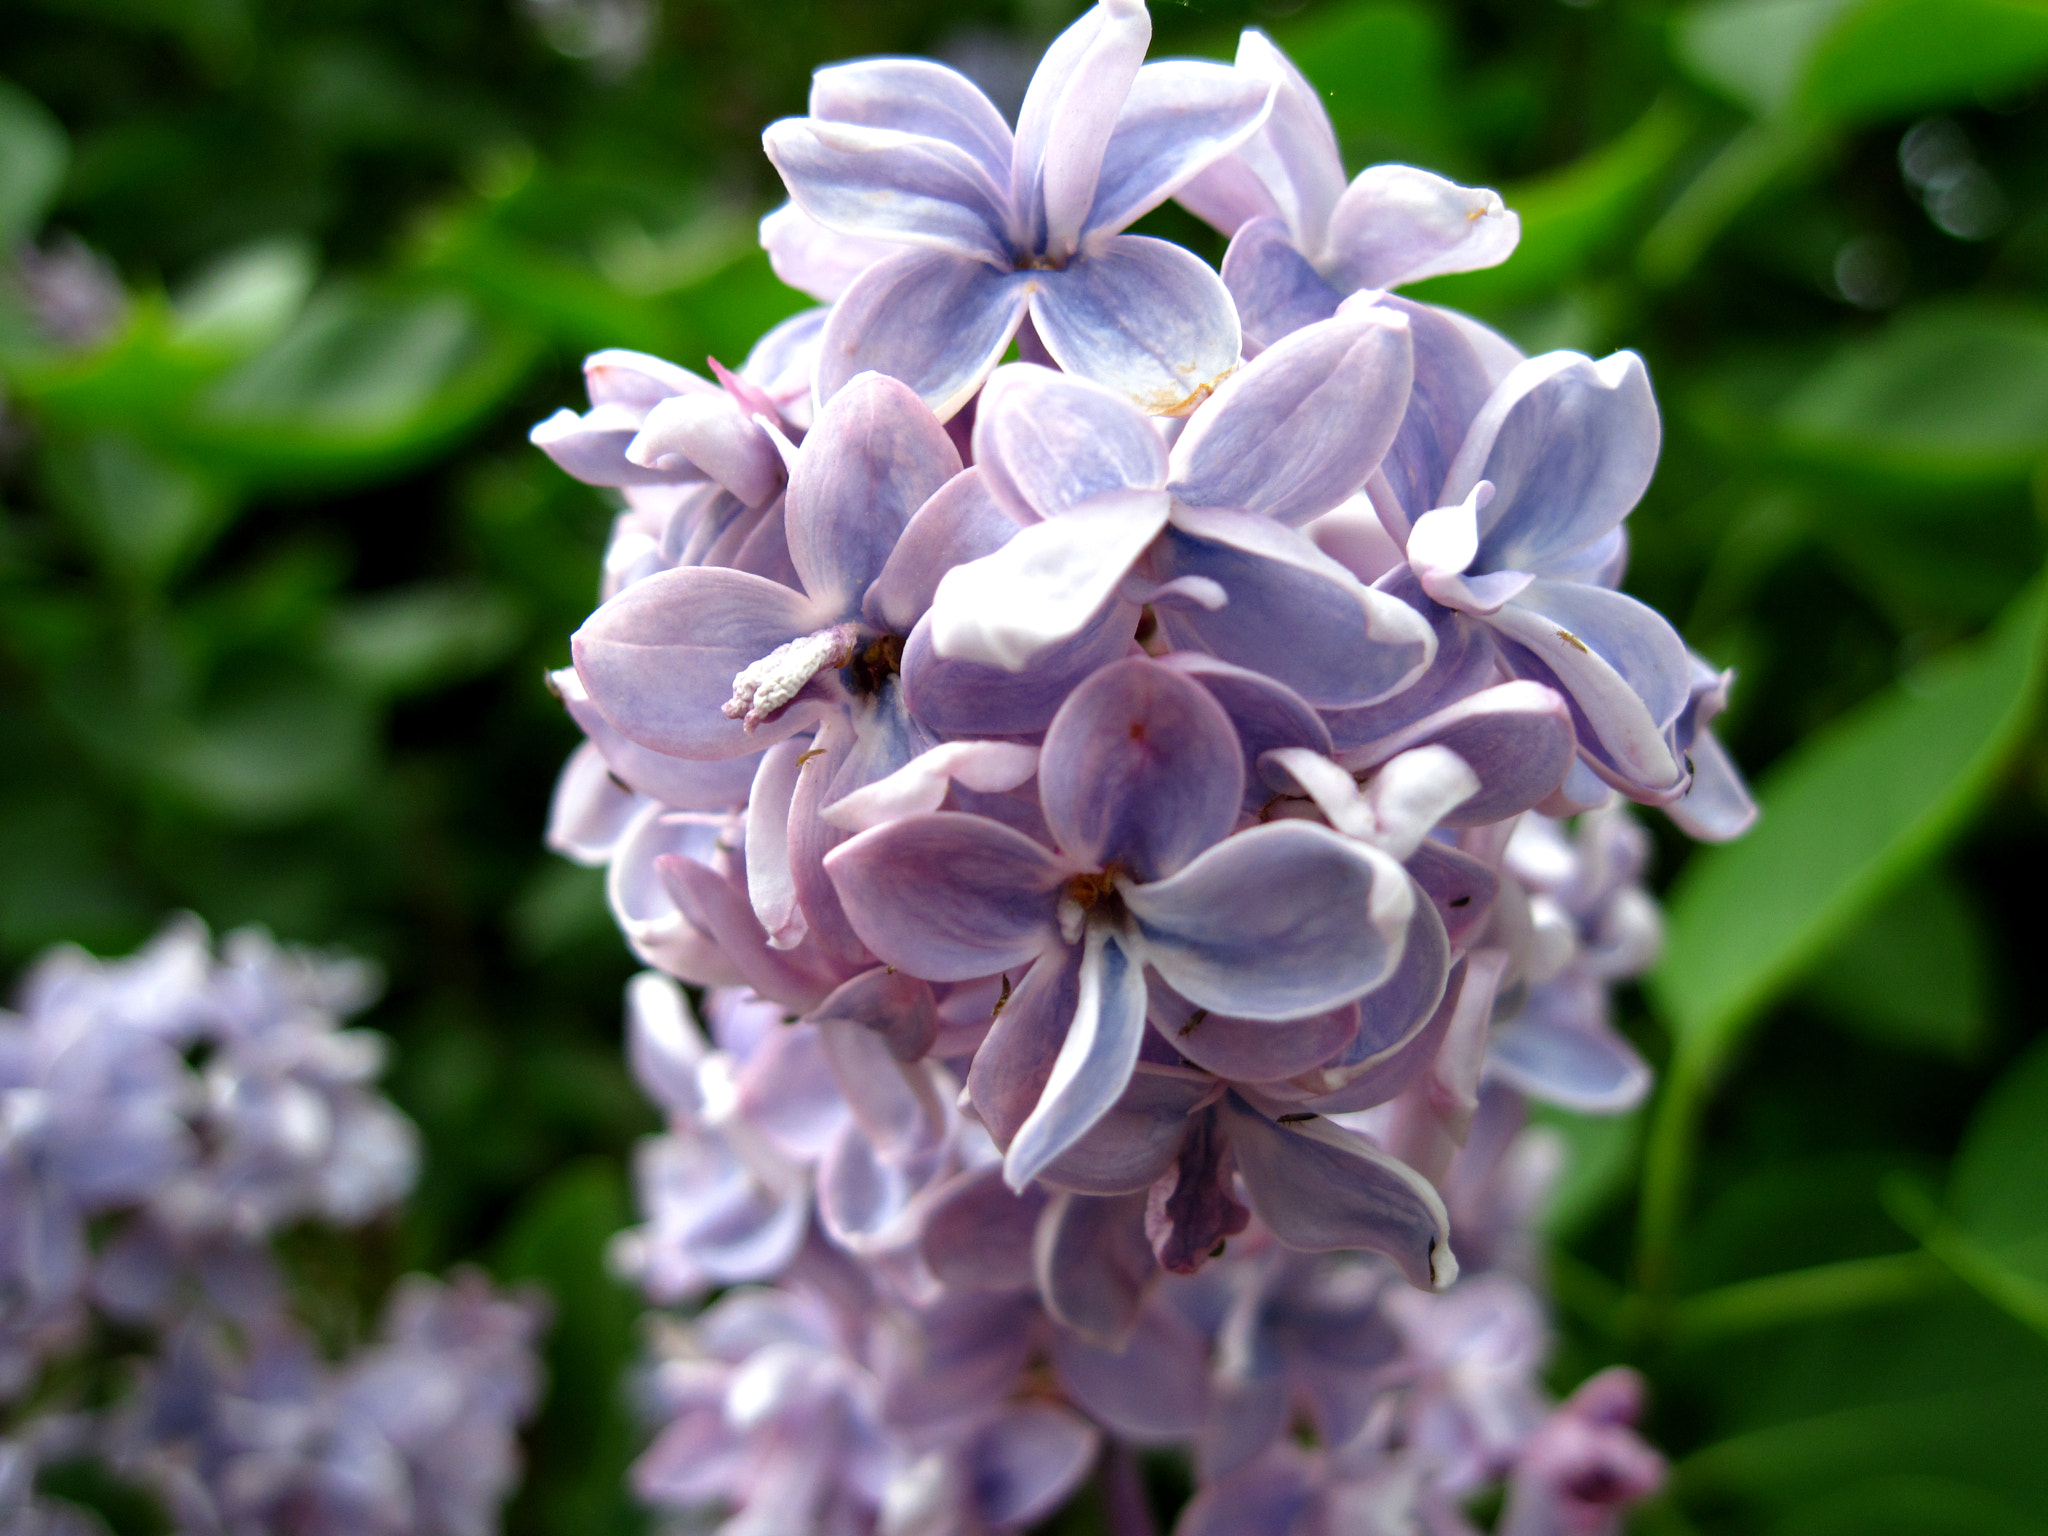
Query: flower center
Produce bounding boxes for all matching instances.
[724,623,860,731]
[845,632,904,700]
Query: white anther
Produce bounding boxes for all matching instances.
[723,624,859,730]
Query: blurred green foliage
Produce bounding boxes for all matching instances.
[4,0,2048,1532]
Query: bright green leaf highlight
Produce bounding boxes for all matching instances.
[322,581,523,699]
[1675,0,1856,118]
[0,79,68,249]
[171,236,319,359]
[1801,868,1991,1059]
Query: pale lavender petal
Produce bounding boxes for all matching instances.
[1157,652,1332,813]
[786,371,961,615]
[863,467,1023,634]
[1038,1066,1213,1195]
[545,741,641,866]
[1442,351,1660,577]
[556,668,761,812]
[585,348,714,408]
[822,741,1040,833]
[1221,1095,1455,1288]
[1029,235,1241,415]
[746,737,810,950]
[1179,31,1346,251]
[1322,569,1499,753]
[763,118,1012,260]
[1013,0,1151,258]
[816,1019,947,1159]
[1128,822,1414,1019]
[1175,153,1285,241]
[1341,681,1578,826]
[1152,981,1360,1083]
[825,812,1068,981]
[1151,508,1436,707]
[903,592,1142,736]
[1289,950,1499,1113]
[1034,1187,1158,1347]
[816,246,1031,420]
[926,488,1169,670]
[973,363,1169,521]
[1050,1295,1211,1437]
[1219,216,1344,347]
[1261,745,1476,861]
[1408,486,1535,615]
[1324,164,1520,291]
[1005,926,1150,1190]
[807,966,938,1063]
[625,971,708,1114]
[1039,658,1244,882]
[1373,296,1501,534]
[969,1404,1102,1530]
[1174,1447,1320,1536]
[759,201,902,303]
[808,58,1016,187]
[1407,839,1502,951]
[1085,60,1274,236]
[1665,725,1756,842]
[1171,303,1412,529]
[658,852,838,1007]
[921,1164,1048,1292]
[608,805,746,987]
[1488,580,1690,799]
[571,566,829,759]
[1284,894,1450,1096]
[531,404,684,488]
[789,699,915,974]
[628,394,786,507]
[1488,980,1651,1114]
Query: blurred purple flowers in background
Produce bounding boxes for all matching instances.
[1,921,543,1536]
[532,2,1753,1530]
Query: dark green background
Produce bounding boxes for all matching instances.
[5,1,2048,1531]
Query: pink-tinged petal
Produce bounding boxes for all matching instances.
[969,948,1079,1147]
[1152,980,1360,1083]
[1174,1446,1321,1536]
[1373,296,1501,533]
[624,971,709,1115]
[628,394,785,507]
[826,811,1067,982]
[903,595,1142,737]
[822,741,1041,834]
[786,371,961,615]
[1128,822,1414,1019]
[1029,235,1242,416]
[974,363,1169,521]
[1181,31,1346,250]
[1409,486,1536,615]
[1152,508,1436,708]
[787,707,897,975]
[1407,839,1502,951]
[545,741,641,866]
[1086,59,1275,236]
[746,737,811,949]
[1014,0,1152,259]
[864,467,1023,634]
[532,403,686,488]
[1005,926,1150,1190]
[759,201,901,303]
[1035,1187,1158,1347]
[1050,1294,1211,1436]
[807,966,938,1063]
[816,246,1031,420]
[1221,1095,1455,1289]
[571,566,830,759]
[1488,580,1690,799]
[1219,216,1345,348]
[921,1164,1048,1292]
[1041,658,1244,881]
[1039,1066,1213,1196]
[1146,1106,1250,1273]
[1665,725,1756,842]
[1342,681,1577,826]
[969,1405,1102,1530]
[734,1023,851,1162]
[763,117,1012,259]
[584,348,714,408]
[808,58,1016,187]
[1442,350,1660,577]
[926,488,1170,670]
[657,852,838,1008]
[607,805,746,987]
[1171,304,1414,528]
[1324,164,1520,291]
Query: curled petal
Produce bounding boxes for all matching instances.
[1029,235,1242,416]
[1014,0,1152,258]
[532,404,683,488]
[1219,216,1344,348]
[817,246,1031,420]
[1324,164,1520,291]
[1128,822,1414,1019]
[1282,896,1451,1101]
[1262,745,1477,861]
[1288,950,1497,1113]
[607,805,744,987]
[1179,30,1347,251]
[974,363,1169,521]
[1488,978,1651,1114]
[763,118,1012,260]
[628,394,785,508]
[746,737,811,949]
[759,201,902,303]
[657,853,838,1007]
[1086,60,1275,237]
[1666,724,1757,842]
[808,58,1015,186]
[823,741,1041,833]
[1409,486,1535,615]
[1005,926,1150,1190]
[585,348,714,408]
[1341,681,1578,827]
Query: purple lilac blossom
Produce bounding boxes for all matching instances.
[532,9,1738,1529]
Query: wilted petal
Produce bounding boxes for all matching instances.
[1151,509,1436,708]
[1029,235,1241,416]
[1170,304,1414,528]
[927,489,1169,670]
[1039,1066,1214,1195]
[1221,1095,1455,1289]
[759,201,903,303]
[763,118,1012,260]
[823,741,1041,833]
[809,57,1016,185]
[1442,350,1660,577]
[817,246,1031,420]
[864,467,1023,634]
[1341,681,1577,827]
[1145,1107,1250,1273]
[1005,926,1150,1190]
[1034,1188,1157,1347]
[1324,164,1520,291]
[1040,658,1244,882]
[1129,822,1414,1019]
[1085,60,1274,236]
[921,1164,1048,1292]
[1219,216,1344,348]
[827,812,1068,981]
[974,363,1168,521]
[572,566,829,759]
[628,394,786,507]
[1014,0,1152,258]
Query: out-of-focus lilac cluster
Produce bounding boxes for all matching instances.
[0,920,544,1536]
[535,4,1752,1529]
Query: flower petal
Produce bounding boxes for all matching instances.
[628,394,786,508]
[1218,216,1344,348]
[762,118,1012,260]
[1220,1094,1455,1289]
[1029,235,1242,416]
[825,812,1068,981]
[657,850,838,1007]
[1321,567,1499,753]
[816,246,1031,421]
[974,362,1169,521]
[921,1164,1049,1292]
[1085,59,1275,236]
[1342,681,1578,827]
[1488,977,1651,1114]
[1373,296,1502,535]
[1039,1066,1214,1195]
[903,594,1143,737]
[863,466,1023,635]
[1324,164,1520,291]
[746,736,811,949]
[1004,925,1150,1190]
[1174,1447,1320,1536]
[1049,1293,1212,1434]
[532,403,686,488]
[1409,485,1535,615]
[808,57,1016,188]
[1150,981,1360,1084]
[624,970,710,1115]
[545,740,642,866]
[968,947,1080,1147]
[1277,895,1450,1100]
[1128,822,1414,1019]
[969,1404,1103,1530]
[1407,839,1502,951]
[786,371,961,616]
[1157,652,1332,814]
[1013,0,1152,258]
[606,805,744,987]
[1665,724,1757,842]
[1179,30,1347,252]
[759,201,902,304]
[807,965,939,1063]
[822,740,1042,834]
[1040,657,1245,882]
[1033,1187,1158,1349]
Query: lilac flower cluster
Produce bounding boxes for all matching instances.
[535,4,1752,1529]
[0,920,544,1536]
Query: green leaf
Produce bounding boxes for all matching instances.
[1267,1,1457,165]
[155,674,377,824]
[1650,579,2045,1076]
[1779,302,2048,484]
[1532,1103,1643,1240]
[1675,0,1858,118]
[0,79,68,248]
[322,581,522,698]
[1770,1475,2048,1536]
[1950,1035,2048,1290]
[1800,868,1992,1059]
[42,431,235,588]
[170,235,318,358]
